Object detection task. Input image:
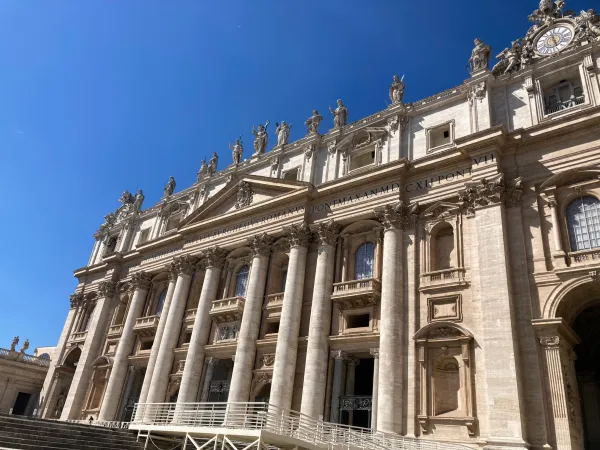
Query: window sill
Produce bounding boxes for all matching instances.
[426,142,455,154]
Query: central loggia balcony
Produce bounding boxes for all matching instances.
[183,308,197,333]
[331,278,381,310]
[133,315,160,338]
[264,293,284,311]
[209,297,245,324]
[70,331,88,344]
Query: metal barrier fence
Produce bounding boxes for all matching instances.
[132,402,472,450]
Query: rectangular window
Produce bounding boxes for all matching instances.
[349,151,375,171]
[140,340,153,351]
[137,228,150,246]
[283,168,299,181]
[165,216,181,232]
[265,321,280,335]
[429,124,452,149]
[347,313,370,329]
[543,78,584,115]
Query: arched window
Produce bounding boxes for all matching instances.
[39,353,50,360]
[355,242,375,280]
[567,196,600,251]
[433,224,455,270]
[155,290,167,316]
[235,265,250,297]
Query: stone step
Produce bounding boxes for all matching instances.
[0,415,144,450]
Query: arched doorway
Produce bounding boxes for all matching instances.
[572,305,600,449]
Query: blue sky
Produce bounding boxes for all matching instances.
[0,0,590,350]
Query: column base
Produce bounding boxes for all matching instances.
[479,436,530,450]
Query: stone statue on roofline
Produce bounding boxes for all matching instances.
[305,110,323,135]
[133,190,144,212]
[230,138,244,165]
[208,152,218,176]
[252,121,270,155]
[119,191,134,204]
[163,176,176,198]
[197,159,208,180]
[329,99,348,128]
[389,75,405,105]
[20,338,29,353]
[275,121,292,147]
[10,336,18,351]
[469,38,491,74]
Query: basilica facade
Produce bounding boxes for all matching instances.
[38,2,600,449]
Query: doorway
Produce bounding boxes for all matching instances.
[572,304,600,450]
[12,392,31,416]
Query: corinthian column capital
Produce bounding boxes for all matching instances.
[248,233,274,257]
[203,246,228,269]
[458,176,505,216]
[374,201,418,230]
[69,293,83,309]
[312,219,340,247]
[284,221,311,248]
[172,254,198,277]
[97,280,118,298]
[130,271,152,292]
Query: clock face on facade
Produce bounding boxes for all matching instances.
[535,25,573,55]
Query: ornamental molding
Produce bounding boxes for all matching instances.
[458,176,505,216]
[248,233,274,257]
[69,293,83,309]
[172,254,199,277]
[234,181,253,210]
[203,246,228,269]
[467,82,486,105]
[374,201,419,230]
[95,190,145,239]
[97,281,118,299]
[130,271,152,292]
[284,222,311,248]
[331,350,348,360]
[312,220,340,247]
[504,178,524,208]
[539,336,560,347]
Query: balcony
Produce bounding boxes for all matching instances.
[331,278,381,310]
[70,331,88,344]
[420,267,468,292]
[133,315,160,338]
[264,293,284,312]
[209,297,245,324]
[570,248,600,265]
[184,308,197,333]
[544,95,585,115]
[107,324,124,339]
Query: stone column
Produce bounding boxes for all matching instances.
[228,233,272,403]
[99,271,152,420]
[177,247,227,405]
[145,255,197,405]
[373,202,413,434]
[345,357,359,425]
[300,221,339,419]
[370,348,379,430]
[269,223,310,410]
[40,294,81,418]
[200,358,219,402]
[137,269,177,405]
[534,321,584,450]
[61,281,117,420]
[330,350,347,424]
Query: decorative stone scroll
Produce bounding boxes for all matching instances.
[503,178,524,208]
[374,200,418,230]
[248,233,274,257]
[285,222,311,248]
[97,281,117,299]
[129,271,152,292]
[459,176,505,216]
[203,246,228,269]
[467,82,486,104]
[313,220,340,247]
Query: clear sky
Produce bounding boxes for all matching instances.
[0,0,591,350]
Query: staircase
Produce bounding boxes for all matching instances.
[0,414,145,450]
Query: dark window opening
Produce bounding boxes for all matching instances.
[347,314,370,329]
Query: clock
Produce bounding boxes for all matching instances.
[535,25,574,55]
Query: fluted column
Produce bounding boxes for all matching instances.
[177,247,227,405]
[228,234,273,403]
[61,281,118,420]
[300,220,339,418]
[137,268,177,406]
[99,271,152,420]
[146,255,197,406]
[370,348,379,430]
[270,222,310,410]
[373,201,415,434]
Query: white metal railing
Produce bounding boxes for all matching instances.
[131,402,471,450]
[66,419,130,429]
[544,95,585,115]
